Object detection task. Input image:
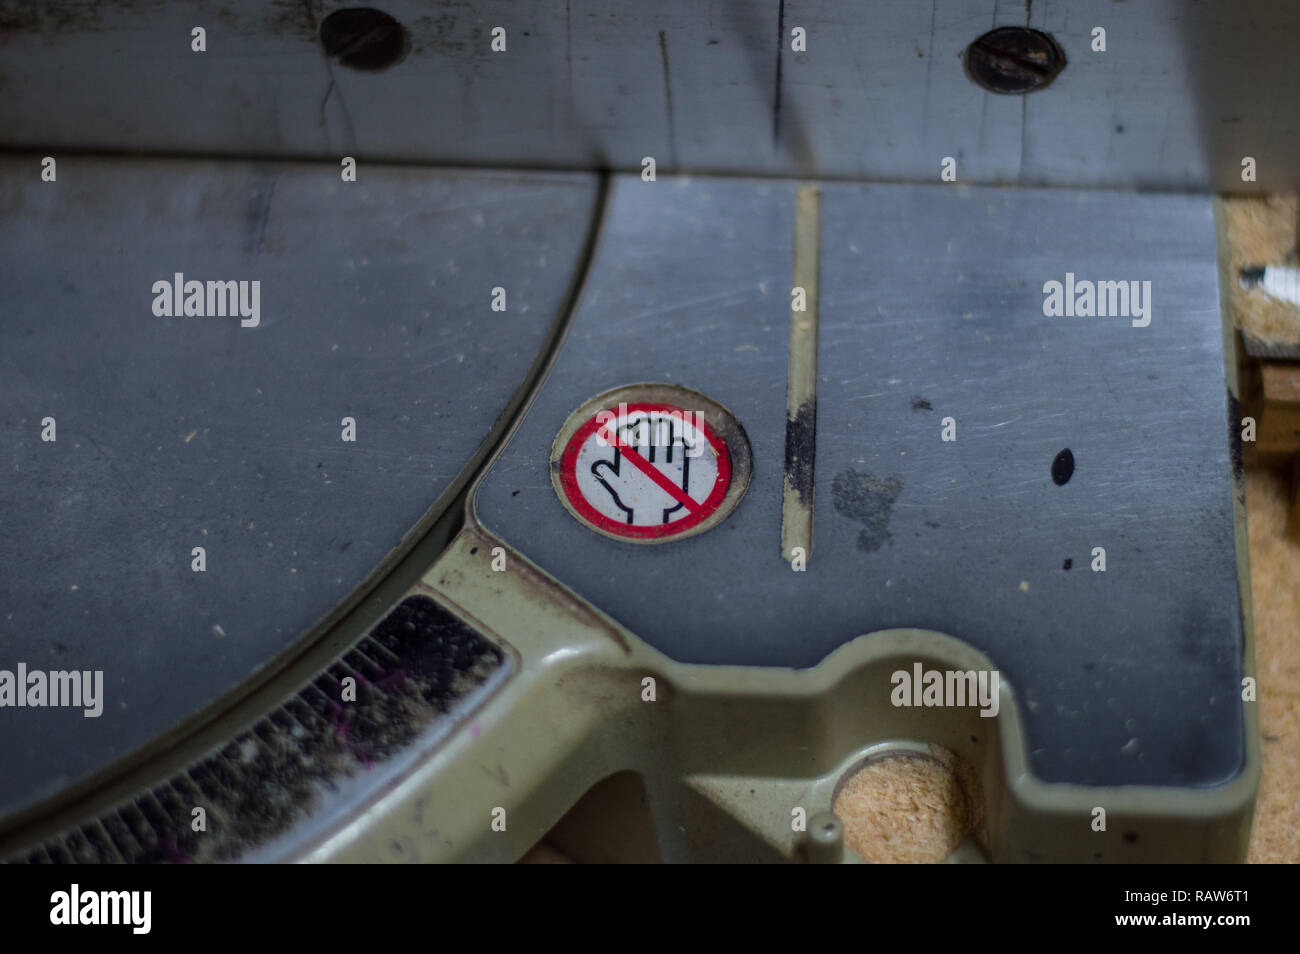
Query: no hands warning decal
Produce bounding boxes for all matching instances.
[551,387,751,543]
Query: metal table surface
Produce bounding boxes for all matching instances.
[0,157,598,820]
[476,174,1244,788]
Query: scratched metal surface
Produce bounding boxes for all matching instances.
[0,157,597,819]
[475,174,1244,787]
[1,0,1297,190]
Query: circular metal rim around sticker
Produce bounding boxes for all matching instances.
[549,383,753,544]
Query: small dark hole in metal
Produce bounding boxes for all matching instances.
[965,26,1065,94]
[320,8,410,72]
[1051,448,1074,486]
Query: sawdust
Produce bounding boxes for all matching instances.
[833,748,981,864]
[1244,461,1300,864]
[1222,196,1300,352]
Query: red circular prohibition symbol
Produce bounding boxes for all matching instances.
[559,401,732,540]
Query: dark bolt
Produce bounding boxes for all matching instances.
[965,27,1065,94]
[319,8,410,72]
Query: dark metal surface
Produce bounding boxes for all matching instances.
[1,1,1297,190]
[476,174,1244,788]
[0,157,597,820]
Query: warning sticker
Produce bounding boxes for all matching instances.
[551,387,751,543]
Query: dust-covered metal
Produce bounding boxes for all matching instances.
[1,0,1297,190]
[0,157,599,823]
[475,174,1245,789]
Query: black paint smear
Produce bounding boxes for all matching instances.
[1051,448,1074,485]
[832,469,904,552]
[1227,390,1244,482]
[911,396,933,412]
[784,398,816,506]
